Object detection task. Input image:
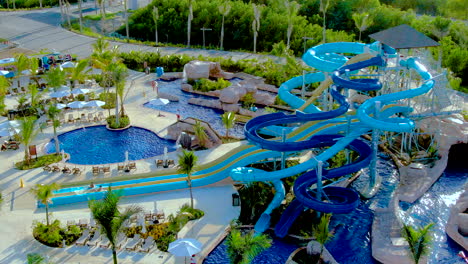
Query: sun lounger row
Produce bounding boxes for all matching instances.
[92,165,111,175]
[76,228,157,253]
[43,165,82,175]
[155,159,175,168]
[66,112,105,124]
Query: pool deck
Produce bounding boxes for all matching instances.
[0,70,243,263]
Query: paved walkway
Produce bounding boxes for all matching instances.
[0,3,282,62]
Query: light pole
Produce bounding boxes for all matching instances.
[302,36,314,54]
[200,27,212,49]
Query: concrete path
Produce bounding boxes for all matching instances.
[0,4,282,62]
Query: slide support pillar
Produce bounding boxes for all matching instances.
[369,101,381,190]
[281,129,286,170]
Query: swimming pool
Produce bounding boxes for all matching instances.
[203,232,298,264]
[144,79,246,138]
[45,125,176,165]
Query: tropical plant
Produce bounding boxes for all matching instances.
[110,63,128,127]
[431,16,451,69]
[193,120,208,148]
[0,75,9,114]
[89,187,142,264]
[311,213,334,261]
[68,59,90,88]
[177,150,198,209]
[218,1,231,51]
[19,116,39,164]
[221,111,236,138]
[252,4,261,53]
[29,83,43,110]
[46,104,62,155]
[27,253,53,264]
[352,12,373,42]
[401,223,434,264]
[31,183,60,226]
[152,6,159,44]
[285,0,300,49]
[319,0,330,43]
[14,53,30,89]
[226,228,272,264]
[44,66,66,92]
[123,0,129,41]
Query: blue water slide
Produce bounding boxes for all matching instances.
[277,72,326,111]
[253,180,286,233]
[357,58,434,132]
[303,42,370,72]
[331,56,386,91]
[244,87,349,151]
[274,134,373,238]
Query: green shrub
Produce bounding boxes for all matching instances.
[240,93,256,108]
[106,115,130,129]
[15,153,62,170]
[76,94,85,101]
[156,232,175,252]
[99,92,116,109]
[192,78,231,92]
[180,203,205,220]
[274,96,288,106]
[33,220,63,247]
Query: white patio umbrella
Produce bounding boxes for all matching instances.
[61,61,75,69]
[50,90,71,98]
[139,216,147,234]
[148,98,170,106]
[84,100,105,108]
[168,238,202,261]
[124,151,129,164]
[0,127,20,137]
[67,101,87,109]
[71,88,90,95]
[0,120,21,130]
[56,103,67,110]
[0,70,14,78]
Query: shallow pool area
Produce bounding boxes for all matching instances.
[144,79,246,138]
[45,125,176,165]
[203,232,298,264]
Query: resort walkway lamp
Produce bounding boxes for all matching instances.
[200,28,212,49]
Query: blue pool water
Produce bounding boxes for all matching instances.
[144,79,246,138]
[203,233,298,264]
[203,153,467,264]
[45,125,176,165]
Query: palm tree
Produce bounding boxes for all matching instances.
[226,228,272,264]
[0,76,9,114]
[14,53,30,89]
[44,66,66,92]
[89,187,142,264]
[218,2,231,51]
[177,150,198,209]
[402,223,434,264]
[46,104,62,155]
[68,59,90,88]
[311,213,334,261]
[193,121,208,148]
[29,83,44,113]
[78,0,83,32]
[285,0,300,49]
[19,117,39,165]
[152,6,159,44]
[187,0,194,48]
[221,111,236,138]
[123,0,129,41]
[319,0,330,43]
[31,183,60,226]
[252,4,261,53]
[111,63,128,126]
[352,12,373,42]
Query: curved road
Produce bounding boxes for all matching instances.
[0,5,280,62]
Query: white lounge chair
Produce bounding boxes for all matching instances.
[137,236,155,253]
[116,233,127,250]
[125,234,142,251]
[99,236,111,248]
[86,229,101,247]
[75,229,90,246]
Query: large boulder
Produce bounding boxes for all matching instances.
[221,102,240,112]
[253,91,275,105]
[183,61,211,80]
[183,60,234,80]
[188,98,222,109]
[219,87,241,104]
